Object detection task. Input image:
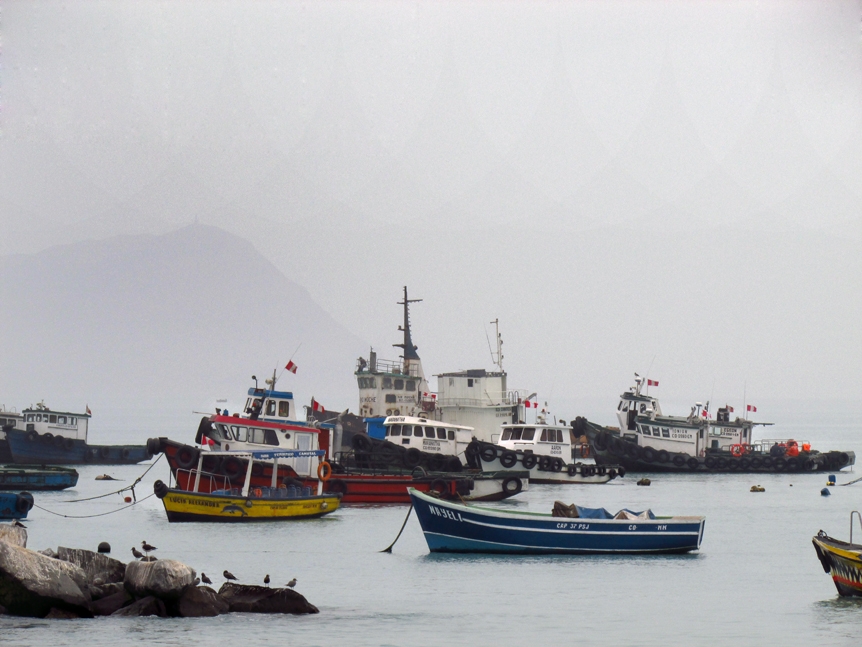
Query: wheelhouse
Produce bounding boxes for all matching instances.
[383,416,474,456]
[21,403,89,441]
[498,421,572,459]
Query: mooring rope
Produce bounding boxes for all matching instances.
[840,474,862,486]
[380,505,413,553]
[61,453,163,503]
[34,492,156,519]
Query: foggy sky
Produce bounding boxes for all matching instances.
[2,2,861,417]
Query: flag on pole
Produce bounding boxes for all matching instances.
[747,404,757,412]
[285,360,298,374]
[312,398,324,412]
[647,379,659,387]
[86,405,92,415]
[728,405,734,413]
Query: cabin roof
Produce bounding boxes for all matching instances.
[435,369,504,378]
[247,388,294,399]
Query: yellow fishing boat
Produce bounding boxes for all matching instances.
[812,511,862,597]
[154,448,341,522]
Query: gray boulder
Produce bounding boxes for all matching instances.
[110,595,167,617]
[57,547,125,585]
[0,541,92,617]
[217,582,319,614]
[124,559,195,601]
[92,589,133,616]
[170,585,230,617]
[0,524,27,548]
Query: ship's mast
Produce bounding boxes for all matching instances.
[490,318,503,372]
[394,286,422,368]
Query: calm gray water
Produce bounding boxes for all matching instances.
[2,409,861,646]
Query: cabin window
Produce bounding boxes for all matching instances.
[447,430,455,440]
[501,429,512,441]
[540,429,547,442]
[35,414,42,422]
[385,394,396,403]
[394,379,404,390]
[414,426,423,438]
[467,379,474,387]
[390,425,402,436]
[662,428,670,438]
[436,428,446,440]
[231,426,248,442]
[279,401,290,417]
[265,400,276,416]
[406,380,416,391]
[383,377,393,389]
[58,416,67,424]
[358,377,377,389]
[699,429,704,439]
[70,417,76,425]
[618,401,623,411]
[217,424,230,439]
[424,426,435,438]
[26,414,34,422]
[48,414,56,423]
[639,403,646,413]
[522,428,535,441]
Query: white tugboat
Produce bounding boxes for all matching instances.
[579,375,856,473]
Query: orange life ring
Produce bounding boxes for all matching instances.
[730,444,745,458]
[317,461,332,482]
[253,488,262,497]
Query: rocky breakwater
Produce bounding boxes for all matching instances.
[0,523,319,618]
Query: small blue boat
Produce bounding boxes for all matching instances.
[408,488,705,554]
[0,492,34,520]
[0,465,79,491]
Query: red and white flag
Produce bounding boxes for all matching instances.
[747,404,757,413]
[86,405,92,415]
[285,360,298,374]
[312,398,324,412]
[647,379,659,387]
[728,405,734,413]
[523,400,534,408]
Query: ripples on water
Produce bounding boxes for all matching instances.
[1,414,860,646]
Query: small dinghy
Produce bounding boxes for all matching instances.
[408,488,705,554]
[812,512,862,597]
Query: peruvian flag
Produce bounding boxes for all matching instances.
[747,404,757,413]
[647,379,659,387]
[728,405,734,413]
[312,398,324,412]
[86,405,92,415]
[523,400,533,409]
[285,360,298,374]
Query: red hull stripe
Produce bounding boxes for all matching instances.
[211,415,322,433]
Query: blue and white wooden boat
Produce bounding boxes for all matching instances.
[0,492,34,520]
[408,488,705,554]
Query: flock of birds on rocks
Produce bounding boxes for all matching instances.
[129,541,296,588]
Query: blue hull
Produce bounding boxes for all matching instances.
[409,489,705,554]
[0,492,32,520]
[5,429,152,465]
[0,466,79,491]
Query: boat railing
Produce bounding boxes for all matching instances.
[175,468,231,493]
[852,511,861,544]
[356,357,420,376]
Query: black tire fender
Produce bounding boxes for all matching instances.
[500,450,518,468]
[521,453,538,469]
[176,446,200,470]
[672,454,687,467]
[153,480,169,499]
[429,478,449,496]
[479,445,498,462]
[501,476,522,496]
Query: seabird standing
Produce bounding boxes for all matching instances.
[131,546,144,559]
[286,578,297,588]
[141,540,157,555]
[223,570,238,581]
[201,573,212,585]
[264,574,270,587]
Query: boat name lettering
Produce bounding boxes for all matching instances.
[556,522,590,530]
[670,431,692,440]
[360,397,377,403]
[550,445,562,455]
[422,439,441,449]
[389,417,406,422]
[657,525,667,530]
[628,524,637,530]
[427,504,463,522]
